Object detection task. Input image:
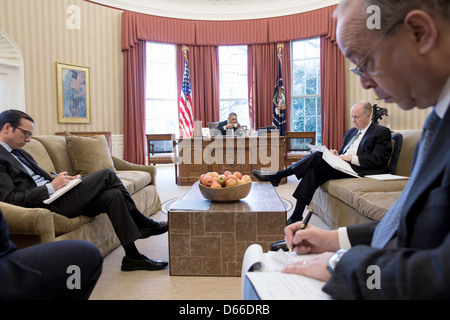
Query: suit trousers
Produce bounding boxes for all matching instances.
[45,169,143,247]
[0,240,102,300]
[290,152,353,209]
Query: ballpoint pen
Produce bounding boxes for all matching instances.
[288,209,314,253]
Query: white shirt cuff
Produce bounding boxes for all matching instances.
[338,227,352,249]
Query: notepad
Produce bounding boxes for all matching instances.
[308,144,360,178]
[43,178,82,204]
[242,244,330,300]
[366,174,409,181]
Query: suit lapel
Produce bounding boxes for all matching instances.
[357,122,375,154]
[401,106,450,227]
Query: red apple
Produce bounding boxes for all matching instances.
[233,171,243,180]
[226,178,238,187]
[201,175,213,187]
[211,181,222,188]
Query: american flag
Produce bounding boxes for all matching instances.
[179,55,194,138]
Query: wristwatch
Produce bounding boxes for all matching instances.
[327,249,348,273]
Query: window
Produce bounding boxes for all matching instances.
[291,38,321,144]
[145,42,178,136]
[219,46,249,128]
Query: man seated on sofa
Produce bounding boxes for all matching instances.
[215,112,241,135]
[0,109,168,272]
[253,101,392,225]
[0,208,102,299]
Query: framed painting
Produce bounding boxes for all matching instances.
[56,62,91,123]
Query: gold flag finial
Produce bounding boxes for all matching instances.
[182,45,189,60]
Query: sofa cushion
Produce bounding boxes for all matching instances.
[356,191,403,221]
[23,139,56,175]
[66,135,116,176]
[116,170,152,194]
[327,178,408,209]
[52,213,93,236]
[389,133,403,174]
[33,135,76,175]
[393,130,421,177]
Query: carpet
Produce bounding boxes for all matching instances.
[161,197,293,214]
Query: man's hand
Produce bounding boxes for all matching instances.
[284,223,340,255]
[338,155,353,162]
[50,172,80,191]
[282,252,334,282]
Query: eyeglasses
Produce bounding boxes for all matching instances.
[12,126,33,138]
[349,20,404,77]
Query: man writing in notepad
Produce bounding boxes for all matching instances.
[282,0,450,299]
[0,109,168,272]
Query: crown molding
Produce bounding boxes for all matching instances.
[88,0,340,20]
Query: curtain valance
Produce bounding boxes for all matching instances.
[122,5,337,50]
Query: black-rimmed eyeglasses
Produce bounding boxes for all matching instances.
[12,126,33,138]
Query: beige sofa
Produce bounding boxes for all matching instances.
[1,134,162,256]
[309,130,422,229]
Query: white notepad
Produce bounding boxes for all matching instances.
[43,178,82,204]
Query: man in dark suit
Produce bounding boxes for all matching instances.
[215,112,241,135]
[282,0,450,299]
[0,109,168,271]
[253,101,392,224]
[0,208,102,299]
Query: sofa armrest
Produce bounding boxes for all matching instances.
[0,202,56,243]
[112,156,157,186]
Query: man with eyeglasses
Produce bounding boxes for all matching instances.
[0,109,169,273]
[280,0,450,299]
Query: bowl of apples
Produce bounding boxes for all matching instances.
[198,171,252,202]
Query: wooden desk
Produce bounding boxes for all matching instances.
[176,136,285,186]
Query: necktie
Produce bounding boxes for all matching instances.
[342,131,361,154]
[371,110,441,248]
[11,149,42,176]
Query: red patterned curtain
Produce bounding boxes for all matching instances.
[122,5,345,159]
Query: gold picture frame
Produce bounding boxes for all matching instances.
[56,62,91,123]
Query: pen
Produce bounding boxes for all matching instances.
[288,209,314,253]
[50,172,58,177]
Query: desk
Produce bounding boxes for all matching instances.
[176,136,285,186]
[168,182,286,276]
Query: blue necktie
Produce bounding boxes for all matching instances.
[342,131,361,154]
[11,149,42,176]
[371,110,441,248]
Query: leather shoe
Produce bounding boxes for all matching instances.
[121,254,168,271]
[139,220,168,239]
[252,170,281,187]
[271,239,289,251]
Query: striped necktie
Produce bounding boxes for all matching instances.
[371,110,441,248]
[342,131,361,154]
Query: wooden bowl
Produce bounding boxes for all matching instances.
[198,181,252,202]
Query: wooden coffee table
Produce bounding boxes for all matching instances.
[168,182,286,276]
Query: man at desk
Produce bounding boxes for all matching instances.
[215,112,241,135]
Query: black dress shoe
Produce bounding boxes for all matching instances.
[252,170,281,187]
[121,254,168,271]
[139,221,168,239]
[271,239,289,251]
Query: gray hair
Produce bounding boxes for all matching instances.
[335,0,450,35]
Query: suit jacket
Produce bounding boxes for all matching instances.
[323,105,450,299]
[0,146,53,208]
[338,122,392,176]
[215,120,238,135]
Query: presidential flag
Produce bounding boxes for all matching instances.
[179,54,194,138]
[272,50,286,136]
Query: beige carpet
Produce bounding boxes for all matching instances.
[89,164,329,300]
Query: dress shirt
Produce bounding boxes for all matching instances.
[344,122,371,167]
[338,75,450,249]
[0,141,54,195]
